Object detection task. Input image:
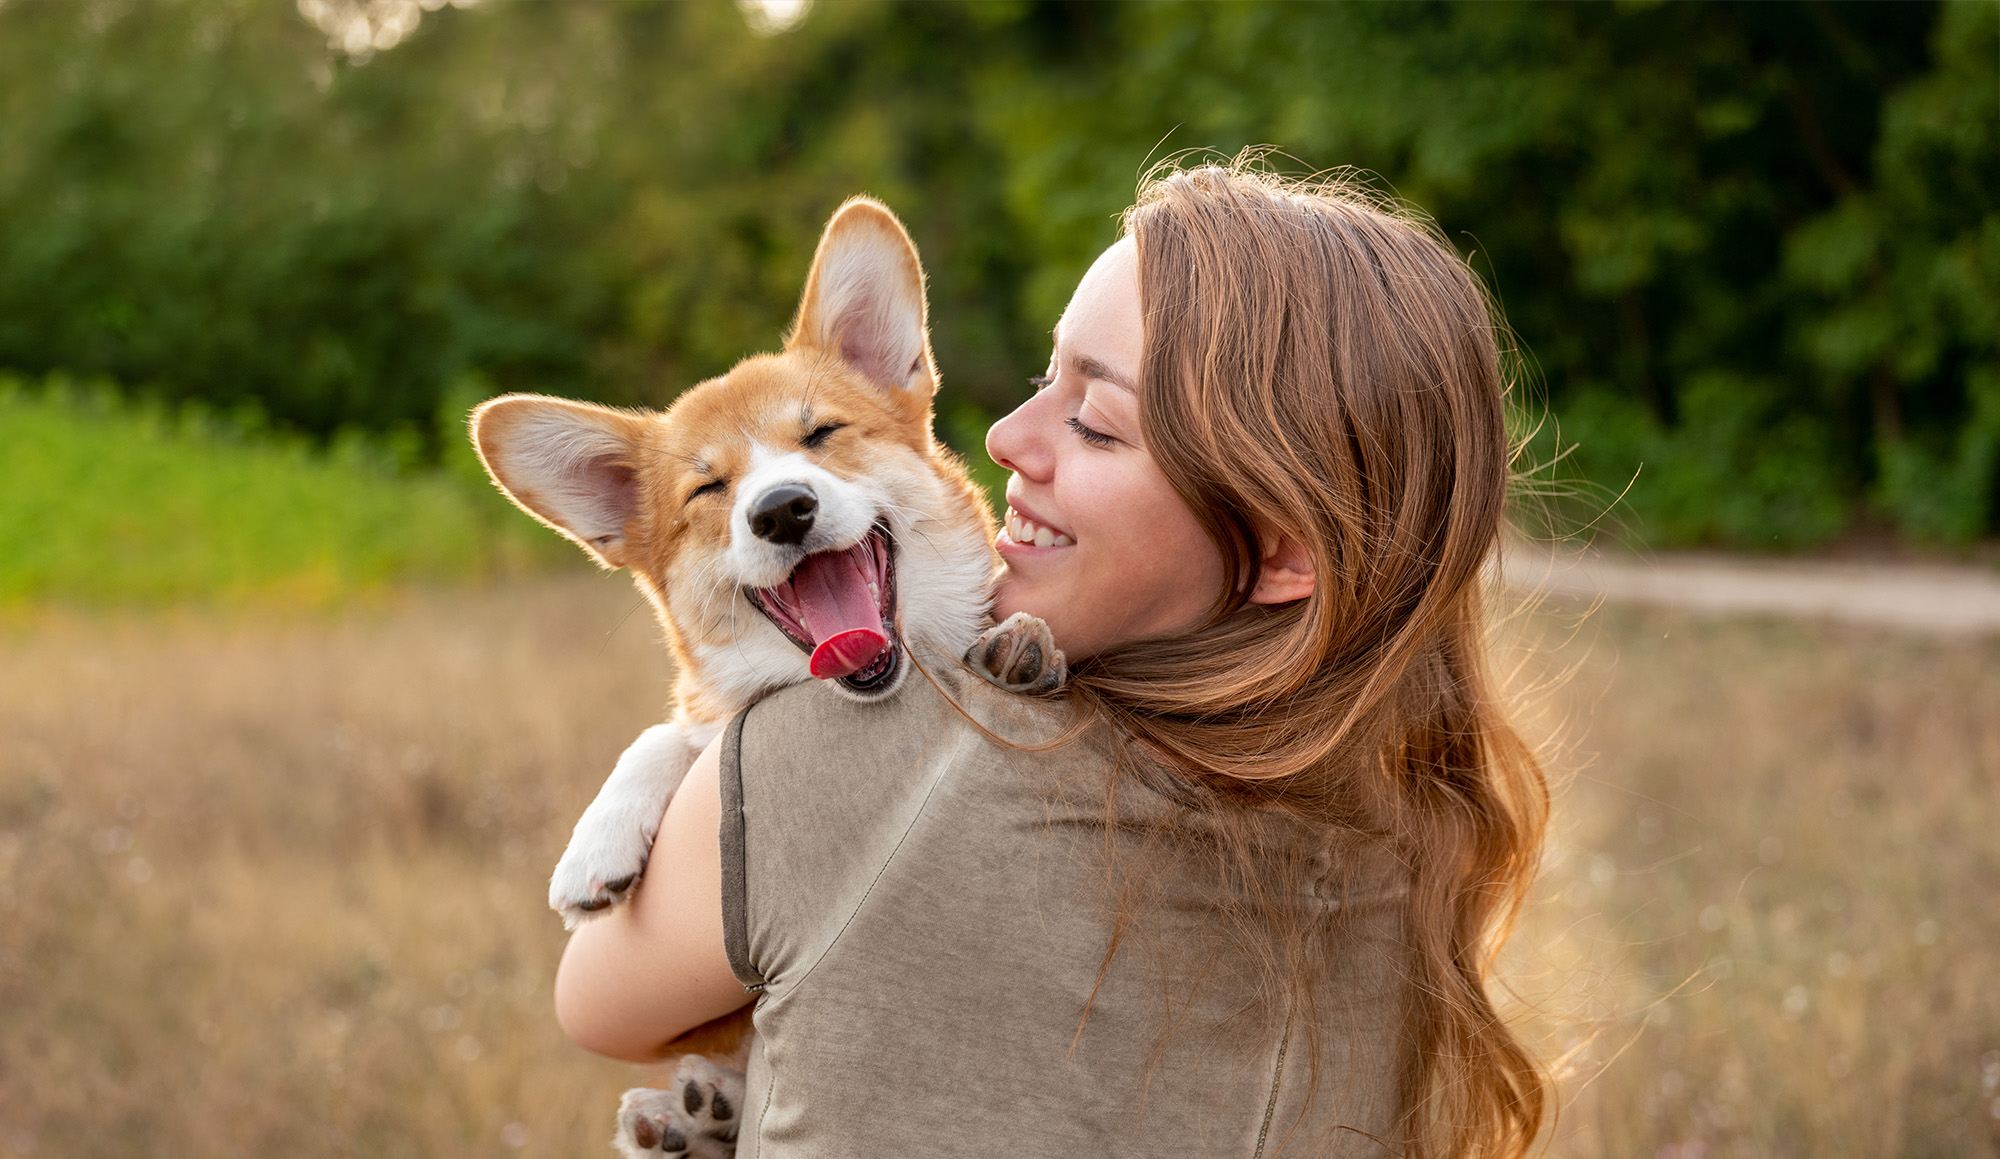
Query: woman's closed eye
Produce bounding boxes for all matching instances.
[1065,415,1116,448]
[1028,369,1118,445]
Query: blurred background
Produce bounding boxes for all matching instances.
[0,1,1995,1155]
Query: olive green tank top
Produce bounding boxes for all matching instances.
[719,656,1412,1157]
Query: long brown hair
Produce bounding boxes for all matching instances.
[1066,161,1549,1157]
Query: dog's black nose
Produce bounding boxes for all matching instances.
[749,484,818,545]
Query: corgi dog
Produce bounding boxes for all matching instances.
[471,198,1061,1158]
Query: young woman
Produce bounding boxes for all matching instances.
[556,164,1549,1158]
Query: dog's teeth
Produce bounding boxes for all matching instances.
[1051,534,1073,547]
[1033,526,1054,548]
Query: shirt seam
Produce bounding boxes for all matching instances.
[1252,1005,1294,1159]
[719,704,763,992]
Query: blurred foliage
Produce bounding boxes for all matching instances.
[0,0,1994,547]
[0,374,554,605]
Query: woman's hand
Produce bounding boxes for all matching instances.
[552,732,749,1062]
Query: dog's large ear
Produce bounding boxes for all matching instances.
[469,394,651,569]
[787,196,937,398]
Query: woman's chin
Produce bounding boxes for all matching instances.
[991,585,1075,661]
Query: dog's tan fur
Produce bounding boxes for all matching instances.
[473,201,994,733]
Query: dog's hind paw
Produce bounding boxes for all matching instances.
[967,612,1068,695]
[613,1056,745,1159]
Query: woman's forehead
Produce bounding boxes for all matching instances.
[1065,236,1137,314]
[1053,237,1141,378]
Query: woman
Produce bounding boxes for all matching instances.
[556,163,1549,1158]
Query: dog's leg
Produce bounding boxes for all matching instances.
[966,611,1069,695]
[549,723,698,928]
[613,1055,747,1159]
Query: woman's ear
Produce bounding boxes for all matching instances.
[1247,529,1316,605]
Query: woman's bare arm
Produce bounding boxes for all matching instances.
[553,732,749,1062]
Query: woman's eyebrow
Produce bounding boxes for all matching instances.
[1072,354,1136,393]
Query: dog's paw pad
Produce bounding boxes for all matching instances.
[967,612,1068,694]
[682,1076,735,1122]
[615,1089,690,1157]
[572,886,623,915]
[674,1054,745,1140]
[550,854,649,928]
[613,1056,746,1158]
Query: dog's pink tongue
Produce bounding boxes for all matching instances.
[791,549,889,679]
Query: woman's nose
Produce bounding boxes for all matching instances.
[987,389,1055,481]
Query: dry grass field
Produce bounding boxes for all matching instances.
[0,572,662,1158]
[2,572,1997,1157]
[1503,602,2000,1158]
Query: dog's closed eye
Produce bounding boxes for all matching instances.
[687,478,729,503]
[801,423,844,449]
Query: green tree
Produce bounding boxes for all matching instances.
[0,0,1990,546]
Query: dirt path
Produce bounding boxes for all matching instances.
[1503,549,2000,636]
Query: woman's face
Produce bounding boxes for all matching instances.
[986,237,1225,660]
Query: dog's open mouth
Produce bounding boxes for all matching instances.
[748,526,900,693]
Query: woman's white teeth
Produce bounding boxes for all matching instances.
[1006,508,1072,548]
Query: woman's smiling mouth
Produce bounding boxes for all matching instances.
[1003,504,1074,548]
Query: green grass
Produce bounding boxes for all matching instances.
[0,376,558,607]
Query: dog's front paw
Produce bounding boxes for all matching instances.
[549,725,699,929]
[548,815,653,929]
[967,611,1068,695]
[613,1056,745,1159]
